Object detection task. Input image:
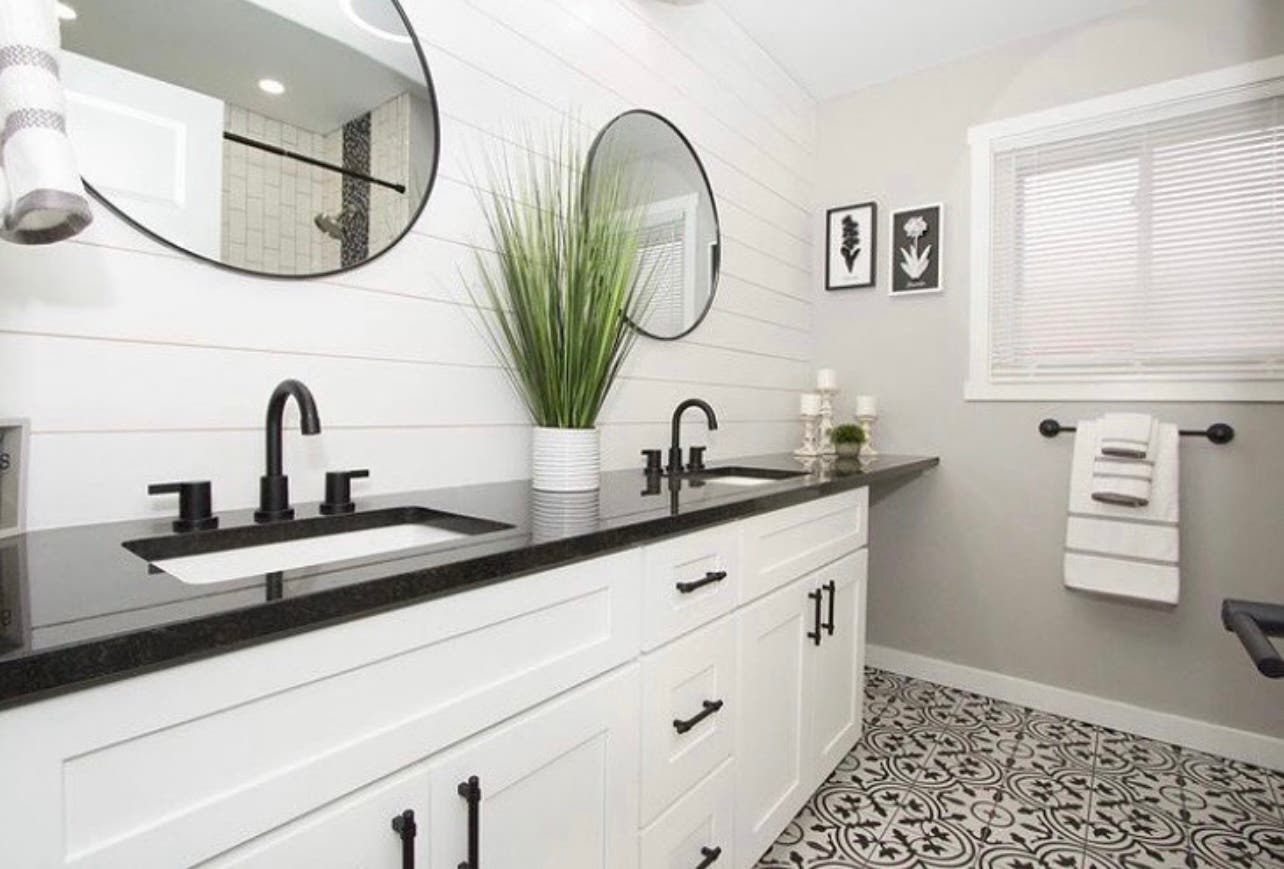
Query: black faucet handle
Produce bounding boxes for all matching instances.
[687,446,707,472]
[148,480,218,533]
[320,469,369,515]
[642,449,663,475]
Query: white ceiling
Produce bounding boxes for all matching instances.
[716,0,1151,101]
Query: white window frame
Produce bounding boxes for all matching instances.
[966,54,1284,402]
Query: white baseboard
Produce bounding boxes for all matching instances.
[867,644,1284,772]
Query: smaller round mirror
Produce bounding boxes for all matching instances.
[587,110,720,340]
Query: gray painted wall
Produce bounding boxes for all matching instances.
[814,0,1284,739]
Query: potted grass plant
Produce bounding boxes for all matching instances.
[467,127,653,492]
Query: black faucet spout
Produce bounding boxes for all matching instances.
[256,379,322,523]
[668,398,718,475]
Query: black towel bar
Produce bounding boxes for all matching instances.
[1038,418,1234,445]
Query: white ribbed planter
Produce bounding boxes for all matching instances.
[531,426,601,492]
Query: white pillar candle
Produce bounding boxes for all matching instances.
[855,395,878,417]
[816,368,838,391]
[800,392,822,416]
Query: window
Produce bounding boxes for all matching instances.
[967,57,1284,401]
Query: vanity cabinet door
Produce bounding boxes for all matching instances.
[733,574,814,865]
[806,549,868,789]
[428,665,641,869]
[198,766,430,868]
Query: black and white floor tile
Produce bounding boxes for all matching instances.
[756,669,1284,869]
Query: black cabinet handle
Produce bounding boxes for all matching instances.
[807,588,823,646]
[695,846,723,868]
[673,699,724,734]
[391,809,417,869]
[822,580,836,636]
[676,570,727,594]
[457,776,481,869]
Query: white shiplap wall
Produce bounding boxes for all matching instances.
[0,0,817,530]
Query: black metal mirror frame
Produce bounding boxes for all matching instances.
[79,0,441,282]
[585,109,721,341]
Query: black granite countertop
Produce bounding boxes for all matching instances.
[0,453,937,709]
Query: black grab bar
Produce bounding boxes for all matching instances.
[1222,599,1284,679]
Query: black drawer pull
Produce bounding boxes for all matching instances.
[457,775,481,869]
[676,570,727,594]
[391,809,417,869]
[822,580,836,636]
[807,588,823,646]
[673,699,724,734]
[695,846,723,868]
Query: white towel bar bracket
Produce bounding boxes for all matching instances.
[1038,418,1234,445]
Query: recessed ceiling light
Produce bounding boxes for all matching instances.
[258,78,286,96]
[56,2,77,20]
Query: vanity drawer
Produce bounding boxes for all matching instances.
[642,524,741,650]
[0,549,642,869]
[640,614,737,826]
[640,759,736,869]
[740,488,868,603]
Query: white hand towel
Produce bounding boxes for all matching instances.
[1065,420,1180,605]
[0,0,91,244]
[1091,454,1155,507]
[1098,412,1156,459]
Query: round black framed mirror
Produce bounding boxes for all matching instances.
[59,0,439,279]
[587,110,720,340]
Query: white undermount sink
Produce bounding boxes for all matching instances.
[151,524,469,585]
[125,506,512,586]
[689,466,807,488]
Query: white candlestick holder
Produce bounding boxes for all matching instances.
[817,388,837,456]
[856,413,879,459]
[794,412,822,457]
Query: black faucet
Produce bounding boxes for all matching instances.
[668,398,718,475]
[255,379,322,523]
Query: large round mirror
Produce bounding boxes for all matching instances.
[59,0,438,278]
[587,110,720,340]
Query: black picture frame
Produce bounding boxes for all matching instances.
[825,201,877,290]
[890,203,944,296]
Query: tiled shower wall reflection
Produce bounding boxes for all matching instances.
[221,106,341,274]
[220,95,411,274]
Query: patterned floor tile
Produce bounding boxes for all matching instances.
[755,670,1284,869]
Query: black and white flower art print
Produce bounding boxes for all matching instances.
[825,201,876,290]
[890,203,943,296]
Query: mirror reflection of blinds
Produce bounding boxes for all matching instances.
[639,215,687,337]
[989,92,1284,383]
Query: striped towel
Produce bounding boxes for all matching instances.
[1065,420,1180,605]
[1098,412,1156,459]
[0,0,91,244]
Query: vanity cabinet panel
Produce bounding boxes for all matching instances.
[740,488,867,604]
[640,759,736,869]
[197,764,432,868]
[0,549,641,869]
[734,573,814,864]
[640,614,737,825]
[428,665,641,869]
[642,524,741,651]
[806,549,868,789]
[734,549,869,866]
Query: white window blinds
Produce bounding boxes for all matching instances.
[972,60,1284,400]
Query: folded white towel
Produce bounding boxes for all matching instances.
[1098,412,1156,459]
[1065,419,1180,604]
[1091,454,1154,507]
[0,0,91,244]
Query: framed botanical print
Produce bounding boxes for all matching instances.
[890,203,943,296]
[825,201,877,290]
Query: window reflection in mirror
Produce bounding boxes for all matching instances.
[59,0,438,277]
[587,111,720,340]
